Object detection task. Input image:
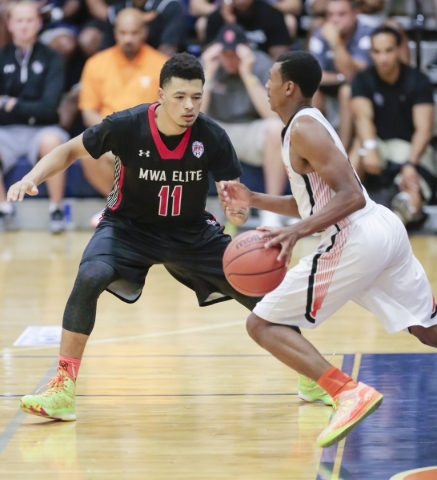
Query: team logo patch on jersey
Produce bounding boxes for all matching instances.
[192,141,204,158]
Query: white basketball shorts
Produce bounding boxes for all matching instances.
[253,203,437,333]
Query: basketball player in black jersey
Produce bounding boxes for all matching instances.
[7,53,277,421]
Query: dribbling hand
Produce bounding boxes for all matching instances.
[257,225,299,264]
[7,179,39,202]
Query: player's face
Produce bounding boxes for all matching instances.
[326,0,356,35]
[160,78,203,128]
[265,63,288,113]
[8,4,41,45]
[371,33,400,74]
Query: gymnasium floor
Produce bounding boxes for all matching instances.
[0,231,436,480]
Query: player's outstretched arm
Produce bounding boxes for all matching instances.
[7,134,89,202]
[219,180,300,217]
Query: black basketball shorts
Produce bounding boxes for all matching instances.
[80,213,261,310]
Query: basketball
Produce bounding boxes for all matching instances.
[223,230,287,297]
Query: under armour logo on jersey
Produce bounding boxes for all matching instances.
[139,150,150,157]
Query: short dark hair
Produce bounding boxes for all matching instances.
[371,25,402,46]
[159,53,205,88]
[276,51,322,99]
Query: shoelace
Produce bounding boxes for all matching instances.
[36,365,76,396]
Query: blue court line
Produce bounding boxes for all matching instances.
[339,353,437,480]
[315,354,356,480]
[0,360,58,455]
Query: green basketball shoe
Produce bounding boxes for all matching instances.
[20,366,76,421]
[298,375,334,406]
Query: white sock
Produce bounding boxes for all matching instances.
[49,202,63,213]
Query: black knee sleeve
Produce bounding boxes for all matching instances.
[63,261,119,335]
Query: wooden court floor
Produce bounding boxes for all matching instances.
[0,231,436,480]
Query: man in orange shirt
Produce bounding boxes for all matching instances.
[79,8,167,201]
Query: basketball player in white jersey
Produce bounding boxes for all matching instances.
[219,51,437,448]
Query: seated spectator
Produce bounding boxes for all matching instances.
[201,24,289,226]
[205,0,292,60]
[308,0,372,150]
[77,0,113,58]
[266,0,302,38]
[192,0,301,43]
[79,8,167,223]
[103,0,186,56]
[0,1,69,233]
[351,26,436,227]
[38,0,82,61]
[189,0,219,44]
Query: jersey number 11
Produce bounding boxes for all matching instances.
[158,185,182,216]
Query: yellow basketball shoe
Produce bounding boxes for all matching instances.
[298,375,334,406]
[316,382,383,448]
[20,366,76,421]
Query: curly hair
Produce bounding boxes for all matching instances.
[159,53,205,88]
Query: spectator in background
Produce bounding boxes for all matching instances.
[266,0,302,38]
[0,1,69,233]
[205,0,292,60]
[201,24,288,226]
[38,0,82,61]
[351,26,436,227]
[308,0,372,150]
[102,0,186,56]
[79,8,167,223]
[78,0,115,58]
[191,0,301,43]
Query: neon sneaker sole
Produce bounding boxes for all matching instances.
[20,399,76,421]
[316,387,383,448]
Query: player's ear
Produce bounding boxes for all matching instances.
[285,80,295,97]
[158,88,164,104]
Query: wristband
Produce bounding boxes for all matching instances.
[402,160,416,168]
[336,73,345,83]
[363,139,378,150]
[244,75,260,88]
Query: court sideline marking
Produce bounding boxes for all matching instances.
[0,360,58,455]
[2,319,247,355]
[330,354,362,480]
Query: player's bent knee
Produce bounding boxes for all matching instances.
[246,313,270,343]
[410,325,437,348]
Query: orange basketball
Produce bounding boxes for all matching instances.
[223,230,287,297]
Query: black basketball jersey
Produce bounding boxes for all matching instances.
[82,103,242,226]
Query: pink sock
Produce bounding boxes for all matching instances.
[58,355,81,381]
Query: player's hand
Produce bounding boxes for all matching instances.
[225,206,249,226]
[201,43,223,79]
[257,225,299,264]
[361,149,382,175]
[221,0,236,23]
[219,181,253,208]
[7,178,39,202]
[400,164,420,191]
[236,44,256,78]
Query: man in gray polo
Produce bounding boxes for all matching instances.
[201,23,288,227]
[0,1,69,233]
[309,0,372,150]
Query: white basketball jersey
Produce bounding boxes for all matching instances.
[281,107,373,229]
